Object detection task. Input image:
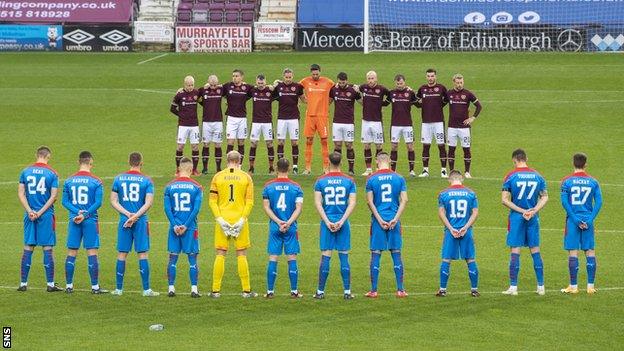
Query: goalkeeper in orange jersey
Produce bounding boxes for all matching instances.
[299,64,335,174]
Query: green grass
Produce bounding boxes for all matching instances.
[0,52,623,350]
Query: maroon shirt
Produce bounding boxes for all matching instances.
[171,89,199,127]
[251,87,274,123]
[273,82,304,120]
[360,84,390,122]
[198,86,223,123]
[446,88,480,129]
[223,82,253,118]
[330,85,361,124]
[416,83,447,123]
[387,88,416,127]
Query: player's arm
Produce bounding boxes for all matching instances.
[314,190,334,230]
[61,185,81,216]
[241,175,254,219]
[388,190,408,229]
[287,201,303,228]
[36,186,58,218]
[438,206,459,237]
[110,190,132,218]
[134,192,154,219]
[588,184,603,226]
[17,183,36,220]
[501,190,528,215]
[383,91,392,107]
[560,184,581,225]
[208,176,222,218]
[163,189,180,226]
[170,97,179,117]
[335,193,356,230]
[83,183,103,219]
[366,191,387,227]
[463,98,482,126]
[460,208,479,237]
[262,199,283,225]
[182,191,202,229]
[531,190,549,215]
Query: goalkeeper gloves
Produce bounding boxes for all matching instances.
[216,217,232,234]
[228,217,246,238]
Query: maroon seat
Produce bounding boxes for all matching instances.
[240,10,254,22]
[240,3,255,11]
[178,2,193,10]
[177,9,192,23]
[209,2,225,10]
[228,0,241,3]
[209,11,224,23]
[224,2,240,10]
[225,11,239,23]
[212,0,226,3]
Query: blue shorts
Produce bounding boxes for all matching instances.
[168,226,199,254]
[23,212,56,247]
[67,219,100,250]
[564,217,595,250]
[319,221,350,251]
[268,228,300,255]
[369,219,402,251]
[117,219,151,253]
[506,214,540,248]
[441,229,476,260]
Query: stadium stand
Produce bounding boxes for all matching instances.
[137,0,177,22]
[258,0,297,22]
[175,0,260,25]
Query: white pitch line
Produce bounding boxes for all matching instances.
[1,285,622,296]
[137,53,168,65]
[134,88,173,95]
[0,221,622,233]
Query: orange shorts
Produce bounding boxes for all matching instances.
[303,116,329,138]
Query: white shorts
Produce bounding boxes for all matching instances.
[332,123,355,142]
[250,122,273,142]
[225,116,247,140]
[421,122,445,145]
[202,121,223,143]
[447,127,471,148]
[177,126,200,144]
[276,119,299,140]
[361,121,384,144]
[391,126,414,143]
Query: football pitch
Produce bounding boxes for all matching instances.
[0,52,623,350]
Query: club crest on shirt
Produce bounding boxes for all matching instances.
[434,87,439,92]
[266,92,271,97]
[216,89,221,94]
[291,86,296,91]
[404,92,409,97]
[375,89,380,94]
[346,92,352,97]
[242,85,247,90]
[461,95,466,100]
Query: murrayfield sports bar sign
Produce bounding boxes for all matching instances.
[0,0,132,23]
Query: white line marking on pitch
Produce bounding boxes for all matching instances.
[134,88,172,95]
[1,285,622,296]
[137,53,168,65]
[0,221,622,233]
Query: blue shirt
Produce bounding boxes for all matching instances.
[62,171,103,220]
[19,163,59,216]
[365,169,407,222]
[262,177,304,233]
[502,167,547,216]
[314,172,356,222]
[164,177,203,228]
[111,170,155,222]
[438,185,478,230]
[560,171,602,223]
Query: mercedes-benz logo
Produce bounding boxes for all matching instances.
[557,29,583,52]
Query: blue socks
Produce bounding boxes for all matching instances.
[317,255,331,292]
[568,256,579,285]
[531,252,544,286]
[267,260,278,292]
[65,255,76,285]
[87,255,99,286]
[440,261,451,289]
[370,252,381,292]
[167,254,178,286]
[587,256,597,284]
[43,249,54,284]
[20,249,33,284]
[339,253,351,291]
[391,251,404,291]
[467,261,479,290]
[509,253,520,286]
[139,258,150,291]
[116,259,126,290]
[287,260,298,292]
[188,254,198,286]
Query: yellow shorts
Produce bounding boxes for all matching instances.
[214,223,251,250]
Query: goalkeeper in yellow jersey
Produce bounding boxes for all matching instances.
[208,150,257,298]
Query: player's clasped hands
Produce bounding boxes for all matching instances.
[522,208,536,221]
[73,210,86,224]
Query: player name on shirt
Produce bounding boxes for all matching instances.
[571,178,591,185]
[117,175,145,182]
[70,178,90,184]
[169,183,196,190]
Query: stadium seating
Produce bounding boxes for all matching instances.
[258,0,296,22]
[176,0,260,25]
[137,0,177,22]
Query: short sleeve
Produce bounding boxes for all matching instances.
[472,193,479,209]
[437,193,445,208]
[502,175,512,192]
[18,170,26,184]
[354,89,362,100]
[314,180,321,192]
[111,178,119,193]
[146,179,154,194]
[365,178,373,193]
[329,88,335,99]
[262,186,269,200]
[539,175,547,192]
[172,93,180,105]
[400,177,407,192]
[50,173,59,189]
[296,186,304,203]
[416,87,423,99]
[297,84,304,96]
[349,179,356,194]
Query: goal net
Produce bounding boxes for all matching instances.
[364,0,624,53]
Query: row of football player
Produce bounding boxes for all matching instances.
[17,146,601,298]
[169,65,481,179]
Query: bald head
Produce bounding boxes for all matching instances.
[184,75,195,91]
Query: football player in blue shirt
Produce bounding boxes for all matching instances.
[313,152,357,299]
[164,157,203,298]
[436,170,480,297]
[17,146,63,292]
[62,151,107,294]
[364,152,408,298]
[262,158,304,298]
[560,153,602,295]
[501,149,549,296]
[110,152,159,297]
